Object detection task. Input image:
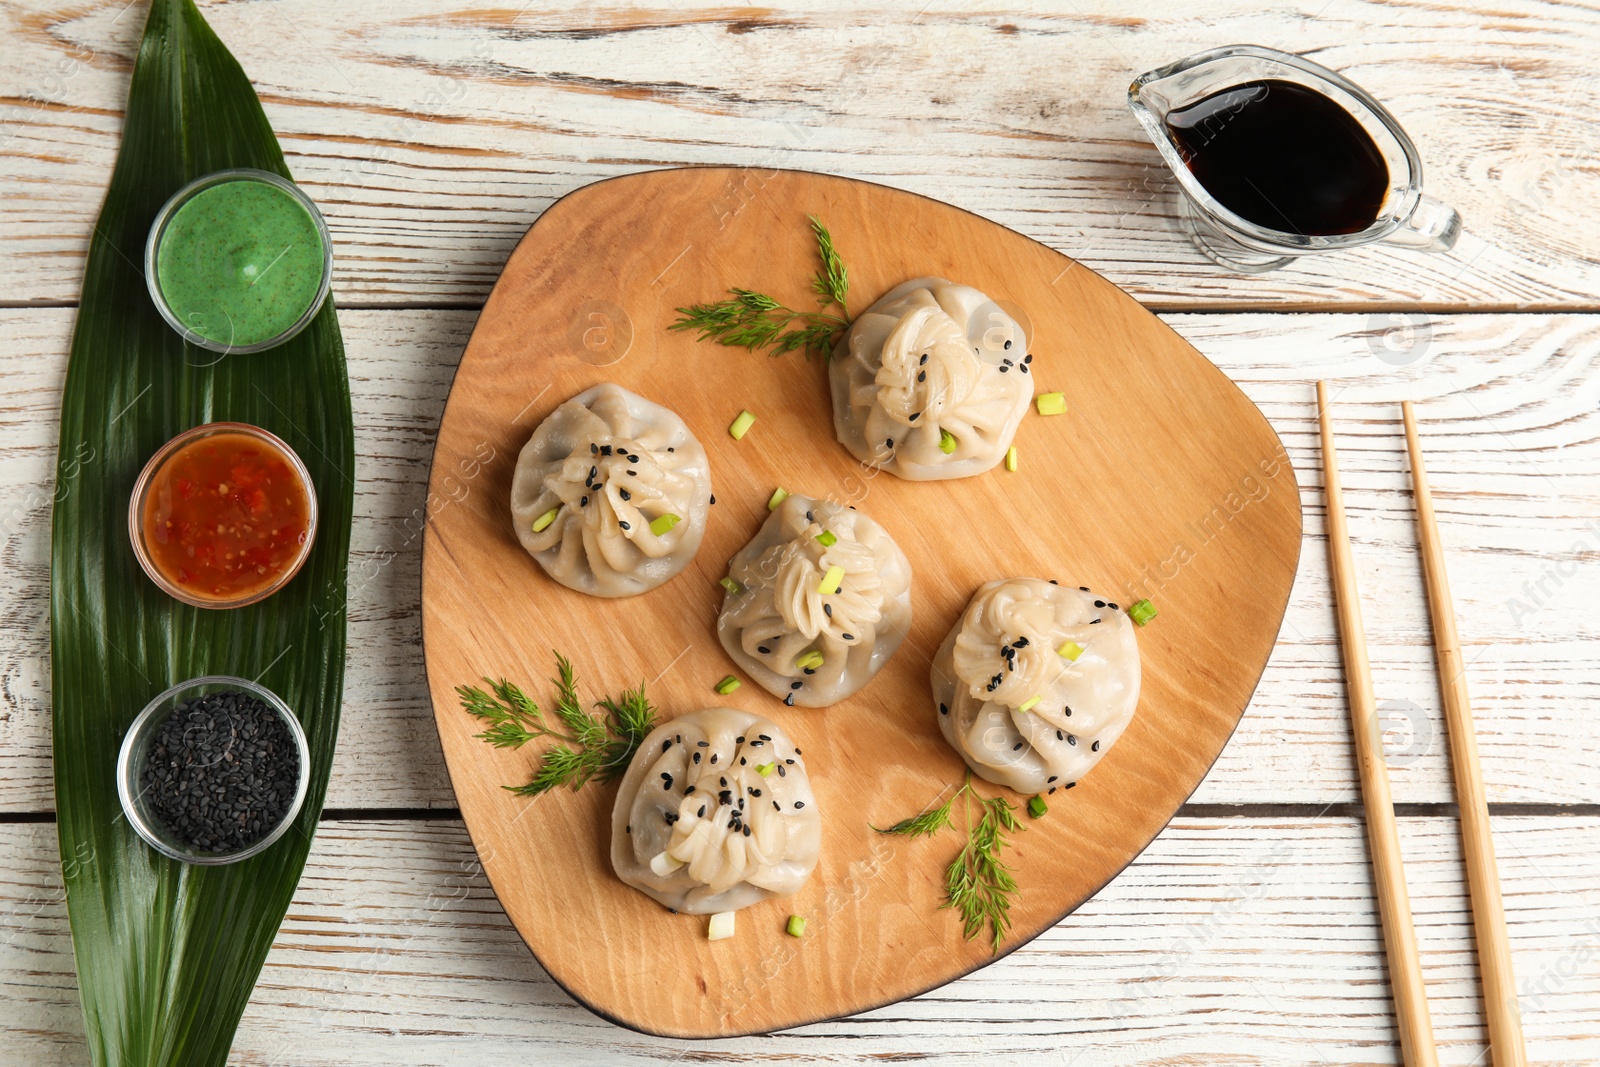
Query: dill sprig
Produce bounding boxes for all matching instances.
[594,683,657,782]
[455,652,657,797]
[808,215,850,310]
[872,795,954,838]
[944,791,1021,952]
[876,777,1023,953]
[669,214,852,359]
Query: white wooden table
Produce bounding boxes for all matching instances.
[3,2,1598,1063]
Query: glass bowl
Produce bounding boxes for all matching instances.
[116,675,311,866]
[144,167,333,354]
[128,421,318,609]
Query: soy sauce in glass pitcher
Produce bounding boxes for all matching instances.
[1129,45,1461,272]
[1164,79,1390,236]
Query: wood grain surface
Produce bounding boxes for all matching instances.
[420,168,1301,1035]
[3,816,1597,1066]
[4,0,1600,310]
[4,2,1599,1053]
[1,308,1595,813]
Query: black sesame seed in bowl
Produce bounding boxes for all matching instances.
[116,675,310,865]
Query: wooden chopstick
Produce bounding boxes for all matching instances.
[1402,401,1528,1067]
[1317,382,1440,1067]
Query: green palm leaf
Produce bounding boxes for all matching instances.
[51,1,352,1064]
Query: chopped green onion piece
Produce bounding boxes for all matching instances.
[649,513,681,536]
[1057,640,1084,662]
[720,576,744,595]
[650,851,685,876]
[1005,445,1018,472]
[1036,392,1067,416]
[767,486,789,510]
[815,530,838,548]
[729,409,757,440]
[1128,598,1158,626]
[817,565,845,596]
[786,915,807,938]
[1027,796,1048,819]
[794,649,825,671]
[708,911,736,941]
[530,506,560,533]
[714,675,742,696]
[938,429,957,455]
[1017,694,1042,713]
[756,761,776,777]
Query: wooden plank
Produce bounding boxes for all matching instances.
[1,308,1595,812]
[2,816,1596,1063]
[3,0,1600,309]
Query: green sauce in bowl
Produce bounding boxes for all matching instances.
[148,170,331,353]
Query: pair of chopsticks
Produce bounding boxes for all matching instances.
[1316,382,1526,1067]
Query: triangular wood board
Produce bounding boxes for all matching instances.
[421,167,1302,1037]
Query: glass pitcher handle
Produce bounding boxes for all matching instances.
[1386,194,1461,252]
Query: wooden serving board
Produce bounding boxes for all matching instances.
[421,167,1302,1038]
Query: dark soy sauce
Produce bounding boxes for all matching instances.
[1165,79,1389,236]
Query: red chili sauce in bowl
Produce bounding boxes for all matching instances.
[132,424,316,607]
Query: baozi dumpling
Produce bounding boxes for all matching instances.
[830,277,1033,480]
[718,494,912,708]
[933,578,1140,794]
[510,383,711,597]
[611,707,820,914]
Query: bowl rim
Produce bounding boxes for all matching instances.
[115,674,312,866]
[127,420,319,610]
[143,166,333,354]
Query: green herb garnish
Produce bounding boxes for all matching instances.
[1128,598,1158,626]
[876,776,1023,953]
[873,801,954,838]
[531,506,560,533]
[649,512,681,536]
[1036,392,1067,416]
[714,675,742,696]
[728,409,756,440]
[708,911,736,941]
[670,215,851,359]
[786,914,807,938]
[456,652,656,796]
[1027,795,1048,819]
[720,576,744,595]
[817,564,844,596]
[944,790,1022,951]
[809,215,850,310]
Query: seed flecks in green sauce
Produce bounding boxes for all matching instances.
[156,179,324,347]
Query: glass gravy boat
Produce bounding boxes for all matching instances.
[1129,45,1461,272]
